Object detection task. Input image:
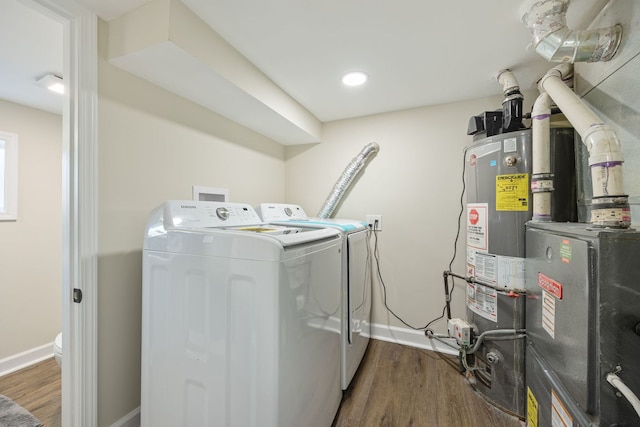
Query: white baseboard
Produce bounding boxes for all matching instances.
[369,323,459,356]
[0,342,54,377]
[110,406,140,427]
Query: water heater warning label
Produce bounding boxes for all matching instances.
[467,282,497,322]
[496,173,529,211]
[467,203,488,251]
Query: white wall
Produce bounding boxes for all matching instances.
[97,21,286,426]
[286,92,537,335]
[0,99,62,360]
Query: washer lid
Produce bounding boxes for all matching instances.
[258,202,367,232]
[228,224,341,247]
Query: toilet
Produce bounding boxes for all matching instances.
[53,333,62,366]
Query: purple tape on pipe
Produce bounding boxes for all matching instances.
[592,161,623,167]
[532,113,551,120]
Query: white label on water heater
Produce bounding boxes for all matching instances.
[467,282,498,322]
[497,256,526,289]
[503,137,517,153]
[467,203,488,251]
[475,252,497,285]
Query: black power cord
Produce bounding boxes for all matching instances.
[371,222,429,330]
[372,145,469,333]
[424,146,469,335]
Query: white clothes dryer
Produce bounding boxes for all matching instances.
[142,201,343,427]
[258,203,371,390]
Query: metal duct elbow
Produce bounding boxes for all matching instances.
[521,0,622,63]
[317,142,379,219]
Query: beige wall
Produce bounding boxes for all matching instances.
[69,2,640,425]
[286,93,539,333]
[0,99,62,360]
[96,20,286,426]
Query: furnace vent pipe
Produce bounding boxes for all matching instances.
[538,63,630,227]
[521,0,622,63]
[317,142,379,219]
[531,92,553,221]
[496,70,525,132]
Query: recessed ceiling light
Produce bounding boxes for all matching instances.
[35,74,64,94]
[342,71,368,87]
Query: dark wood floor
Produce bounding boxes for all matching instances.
[333,339,523,427]
[0,357,61,427]
[0,341,522,427]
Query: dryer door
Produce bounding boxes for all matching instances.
[347,230,371,344]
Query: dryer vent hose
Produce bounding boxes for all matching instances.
[317,142,379,219]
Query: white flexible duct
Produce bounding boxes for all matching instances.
[606,372,640,419]
[531,92,553,221]
[538,64,630,227]
[521,0,622,63]
[317,142,380,219]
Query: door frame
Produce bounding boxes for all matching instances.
[20,0,98,425]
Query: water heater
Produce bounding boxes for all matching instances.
[464,126,576,417]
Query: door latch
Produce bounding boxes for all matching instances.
[73,288,83,303]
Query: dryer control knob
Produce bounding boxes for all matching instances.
[216,207,230,220]
[284,207,293,216]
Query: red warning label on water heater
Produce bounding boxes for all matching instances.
[469,209,479,225]
[538,273,563,299]
[467,203,488,251]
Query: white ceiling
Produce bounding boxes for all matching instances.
[1,0,608,124]
[0,0,63,115]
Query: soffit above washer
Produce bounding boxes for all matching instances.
[107,0,321,145]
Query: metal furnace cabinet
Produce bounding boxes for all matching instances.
[525,222,640,426]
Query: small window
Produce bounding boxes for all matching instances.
[0,131,18,221]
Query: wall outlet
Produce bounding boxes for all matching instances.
[366,215,383,231]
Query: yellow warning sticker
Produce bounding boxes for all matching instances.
[527,387,539,427]
[496,173,529,211]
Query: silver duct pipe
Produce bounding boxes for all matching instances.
[317,142,380,219]
[521,0,622,63]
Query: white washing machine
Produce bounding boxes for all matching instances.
[258,203,371,390]
[142,201,343,427]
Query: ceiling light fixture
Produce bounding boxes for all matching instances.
[35,74,64,94]
[342,71,368,87]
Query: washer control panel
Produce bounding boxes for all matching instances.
[165,200,262,228]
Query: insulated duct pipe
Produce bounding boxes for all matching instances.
[538,63,630,228]
[496,70,525,132]
[521,0,622,63]
[317,142,380,219]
